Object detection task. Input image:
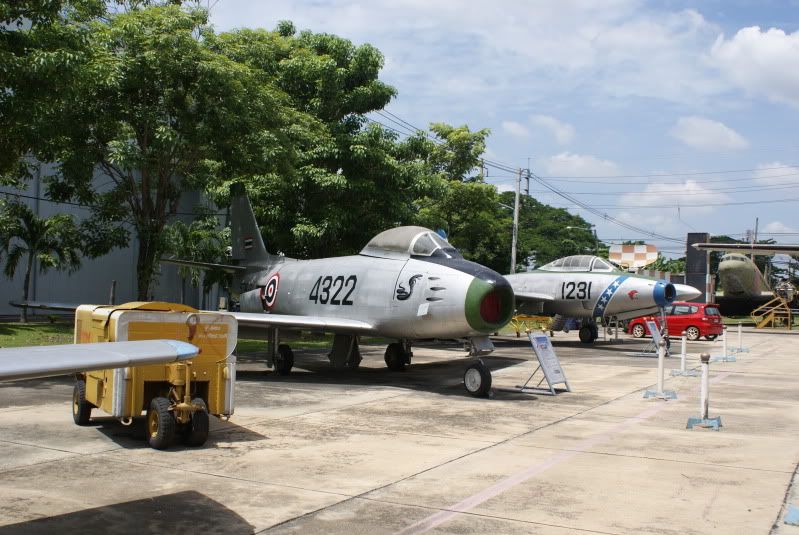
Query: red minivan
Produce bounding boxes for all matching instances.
[627,302,723,341]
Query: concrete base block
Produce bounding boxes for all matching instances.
[686,416,722,430]
[670,369,699,377]
[784,505,799,525]
[643,389,677,400]
[710,355,737,363]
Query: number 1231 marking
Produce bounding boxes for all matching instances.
[561,281,592,300]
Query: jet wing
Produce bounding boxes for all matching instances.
[0,340,199,382]
[9,300,80,312]
[513,292,555,302]
[229,312,376,334]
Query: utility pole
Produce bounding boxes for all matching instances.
[511,168,522,274]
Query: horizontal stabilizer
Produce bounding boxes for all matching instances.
[0,339,198,382]
[228,312,376,334]
[693,243,799,255]
[9,301,80,312]
[513,292,555,302]
[160,257,246,273]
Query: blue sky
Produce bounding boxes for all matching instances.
[209,0,799,258]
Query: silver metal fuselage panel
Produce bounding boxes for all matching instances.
[239,255,480,339]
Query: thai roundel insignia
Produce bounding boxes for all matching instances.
[261,274,280,310]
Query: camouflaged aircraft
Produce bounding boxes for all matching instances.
[164,184,515,397]
[506,255,701,343]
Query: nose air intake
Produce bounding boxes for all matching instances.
[653,280,677,308]
[465,275,515,333]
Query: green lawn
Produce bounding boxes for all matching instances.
[0,321,74,348]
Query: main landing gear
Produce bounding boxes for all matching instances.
[384,341,412,371]
[578,321,600,344]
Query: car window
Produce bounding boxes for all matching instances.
[672,305,691,315]
[705,306,721,316]
[689,306,698,314]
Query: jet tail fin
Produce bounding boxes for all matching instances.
[230,183,270,266]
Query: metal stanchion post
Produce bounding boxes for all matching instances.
[644,339,677,399]
[672,331,698,377]
[687,353,722,430]
[738,322,742,350]
[713,326,736,362]
[722,326,727,357]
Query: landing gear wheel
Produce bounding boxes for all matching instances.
[384,343,407,372]
[274,344,294,375]
[72,379,92,426]
[579,326,595,343]
[631,324,645,338]
[463,360,492,398]
[685,326,700,341]
[705,334,717,341]
[147,396,177,450]
[181,398,210,447]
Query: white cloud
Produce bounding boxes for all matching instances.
[530,115,575,145]
[763,221,798,234]
[753,161,799,185]
[617,179,731,215]
[669,116,748,151]
[542,152,619,177]
[710,26,799,108]
[501,120,530,138]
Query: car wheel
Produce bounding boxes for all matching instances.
[704,334,717,341]
[685,326,700,341]
[631,324,645,338]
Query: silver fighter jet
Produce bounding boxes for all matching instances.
[506,255,701,343]
[165,185,515,396]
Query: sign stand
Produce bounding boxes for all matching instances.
[516,332,571,395]
[628,320,666,357]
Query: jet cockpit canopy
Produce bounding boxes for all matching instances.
[360,226,463,260]
[539,255,616,272]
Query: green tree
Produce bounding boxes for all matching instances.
[161,214,230,305]
[0,202,81,322]
[650,253,686,273]
[10,5,307,299]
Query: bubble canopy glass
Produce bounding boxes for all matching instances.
[538,255,616,272]
[360,226,462,259]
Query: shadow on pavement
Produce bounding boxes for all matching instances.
[0,491,254,535]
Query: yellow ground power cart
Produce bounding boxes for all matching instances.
[72,302,237,449]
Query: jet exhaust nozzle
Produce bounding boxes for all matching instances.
[653,280,676,308]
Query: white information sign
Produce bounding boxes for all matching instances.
[646,320,662,346]
[522,333,571,395]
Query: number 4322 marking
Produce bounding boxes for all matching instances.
[309,275,357,305]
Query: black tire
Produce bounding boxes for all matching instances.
[274,344,294,375]
[147,397,176,450]
[72,379,92,426]
[705,334,717,341]
[384,343,407,371]
[578,326,594,343]
[631,323,645,338]
[182,398,210,447]
[463,360,492,398]
[685,326,701,341]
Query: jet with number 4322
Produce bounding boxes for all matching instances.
[163,184,514,397]
[505,255,701,343]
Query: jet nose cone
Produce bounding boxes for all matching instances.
[673,283,702,301]
[653,280,677,307]
[465,272,515,333]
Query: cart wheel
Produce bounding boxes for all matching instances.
[182,398,210,447]
[72,379,92,426]
[274,344,294,375]
[147,397,176,450]
[463,360,492,398]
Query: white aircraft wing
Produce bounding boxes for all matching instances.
[9,300,80,312]
[513,292,555,302]
[0,340,199,382]
[229,312,376,334]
